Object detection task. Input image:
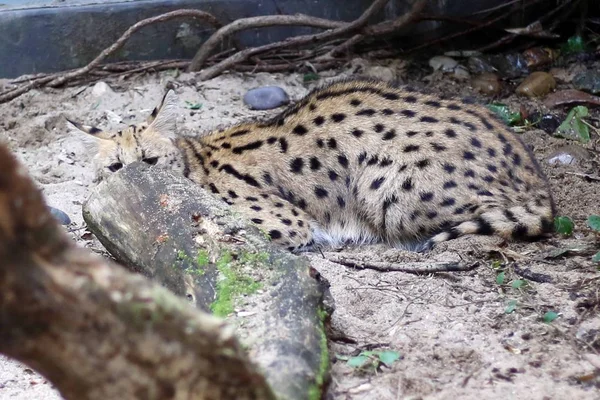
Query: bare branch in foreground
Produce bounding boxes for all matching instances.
[0,144,275,400]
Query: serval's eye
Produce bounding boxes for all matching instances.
[142,156,159,165]
[108,162,123,172]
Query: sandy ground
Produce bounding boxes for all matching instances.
[0,61,599,399]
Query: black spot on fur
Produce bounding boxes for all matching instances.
[327,138,337,149]
[267,136,277,144]
[443,163,456,173]
[406,130,418,137]
[337,196,346,208]
[358,152,367,164]
[374,123,385,133]
[298,199,307,210]
[331,113,346,122]
[426,211,438,219]
[503,143,513,155]
[350,99,361,106]
[404,144,420,153]
[269,230,282,240]
[382,92,399,100]
[227,190,238,198]
[290,158,304,174]
[356,109,376,116]
[420,192,434,202]
[293,124,308,135]
[463,151,476,160]
[425,131,434,137]
[382,108,394,115]
[232,140,264,154]
[314,186,329,198]
[251,218,263,224]
[470,137,482,148]
[425,100,441,108]
[440,198,455,207]
[219,164,261,188]
[208,183,220,194]
[210,160,219,168]
[443,180,457,189]
[279,138,289,153]
[483,175,495,183]
[338,154,349,168]
[263,172,273,185]
[404,95,417,103]
[313,116,325,126]
[281,219,292,226]
[379,157,393,167]
[370,177,386,190]
[447,103,461,110]
[401,110,416,118]
[512,153,522,165]
[367,155,379,166]
[402,178,413,191]
[246,196,258,202]
[416,159,430,169]
[477,190,493,197]
[250,205,262,211]
[420,116,438,123]
[221,143,231,149]
[475,217,493,235]
[383,130,396,140]
[431,143,447,152]
[310,157,321,170]
[316,138,324,148]
[498,133,507,143]
[487,148,497,157]
[309,104,317,111]
[445,129,457,138]
[351,129,364,138]
[230,129,250,138]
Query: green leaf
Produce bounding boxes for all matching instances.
[543,311,559,323]
[561,36,587,55]
[487,103,523,126]
[554,216,574,236]
[511,279,525,289]
[185,101,202,110]
[505,300,517,314]
[303,73,320,82]
[496,271,506,285]
[335,354,350,361]
[347,355,370,368]
[377,351,401,366]
[555,106,590,143]
[587,215,600,232]
[592,252,600,263]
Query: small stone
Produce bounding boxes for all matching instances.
[49,207,71,225]
[572,69,600,94]
[91,81,114,97]
[243,86,290,110]
[516,71,556,98]
[547,145,590,166]
[365,66,396,82]
[453,66,470,80]
[489,53,529,78]
[471,72,502,95]
[429,56,458,72]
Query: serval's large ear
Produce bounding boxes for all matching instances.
[147,90,177,139]
[65,118,114,141]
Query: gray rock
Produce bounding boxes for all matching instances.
[547,145,590,166]
[243,86,290,110]
[49,206,71,225]
[573,70,600,94]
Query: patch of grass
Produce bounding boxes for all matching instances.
[308,307,330,400]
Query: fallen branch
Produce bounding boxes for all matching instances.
[325,253,479,274]
[0,9,220,104]
[189,14,346,71]
[0,146,275,398]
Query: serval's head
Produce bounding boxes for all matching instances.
[68,90,184,182]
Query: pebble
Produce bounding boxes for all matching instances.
[489,53,529,78]
[243,86,290,110]
[364,66,396,83]
[49,207,71,225]
[547,145,590,166]
[572,70,600,94]
[516,71,556,98]
[429,56,458,72]
[467,55,496,74]
[471,72,502,95]
[91,81,114,97]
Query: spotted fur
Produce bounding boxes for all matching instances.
[69,79,556,252]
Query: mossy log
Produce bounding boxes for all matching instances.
[82,162,333,400]
[0,146,275,400]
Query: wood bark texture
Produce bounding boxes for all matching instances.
[0,145,276,399]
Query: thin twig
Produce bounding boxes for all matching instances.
[197,0,427,80]
[325,253,479,274]
[48,10,220,87]
[189,14,346,71]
